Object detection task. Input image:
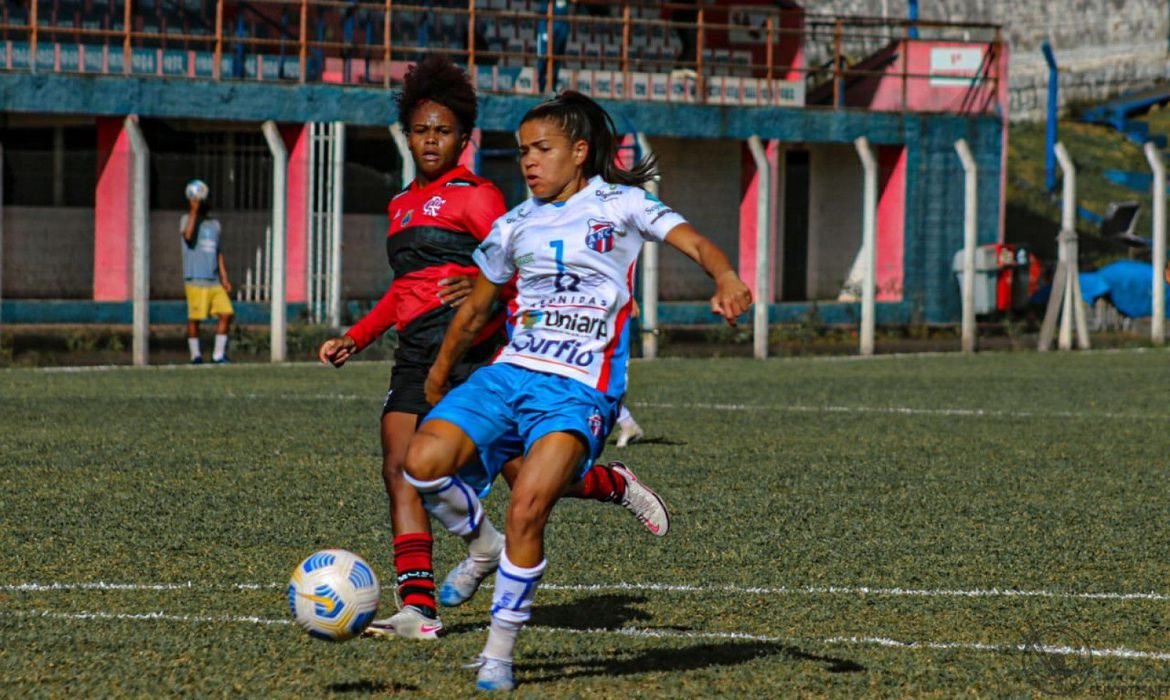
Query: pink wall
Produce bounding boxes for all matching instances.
[93,116,132,301]
[842,40,1008,116]
[737,140,780,302]
[283,124,309,303]
[876,146,907,302]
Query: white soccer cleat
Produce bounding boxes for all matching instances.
[363,605,444,640]
[610,461,670,537]
[438,535,504,607]
[615,417,644,447]
[474,656,516,692]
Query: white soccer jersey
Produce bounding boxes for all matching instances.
[473,175,687,397]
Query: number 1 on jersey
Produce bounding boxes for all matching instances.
[549,240,581,292]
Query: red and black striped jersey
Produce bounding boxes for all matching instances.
[346,166,508,351]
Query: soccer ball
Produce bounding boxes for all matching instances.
[185,179,209,202]
[287,549,380,641]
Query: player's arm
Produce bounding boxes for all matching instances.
[425,274,502,405]
[319,287,399,367]
[217,251,232,294]
[181,201,200,247]
[663,223,752,326]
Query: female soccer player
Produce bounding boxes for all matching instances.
[403,90,752,691]
[317,58,668,641]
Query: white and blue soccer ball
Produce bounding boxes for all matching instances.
[287,549,380,642]
[185,179,209,202]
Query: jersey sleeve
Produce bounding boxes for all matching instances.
[472,220,515,285]
[461,183,508,241]
[622,188,687,243]
[344,286,398,352]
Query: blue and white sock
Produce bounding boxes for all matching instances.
[482,552,546,661]
[404,474,484,537]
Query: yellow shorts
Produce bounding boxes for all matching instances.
[185,283,234,321]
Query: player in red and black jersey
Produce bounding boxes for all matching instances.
[317,56,668,642]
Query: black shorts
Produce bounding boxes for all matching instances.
[381,306,507,416]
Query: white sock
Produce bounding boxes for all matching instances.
[467,516,504,564]
[213,334,228,360]
[188,337,201,359]
[619,404,633,424]
[483,552,546,661]
[404,475,484,537]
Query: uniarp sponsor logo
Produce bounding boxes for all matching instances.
[585,218,616,253]
[518,309,607,339]
[510,335,596,367]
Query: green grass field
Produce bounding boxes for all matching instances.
[3,352,1170,697]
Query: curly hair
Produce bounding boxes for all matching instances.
[396,55,478,136]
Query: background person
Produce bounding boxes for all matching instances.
[180,180,233,365]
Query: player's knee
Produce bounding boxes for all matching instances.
[403,430,447,482]
[506,489,554,534]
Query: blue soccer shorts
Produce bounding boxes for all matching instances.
[423,362,621,495]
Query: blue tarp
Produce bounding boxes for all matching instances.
[1034,260,1170,318]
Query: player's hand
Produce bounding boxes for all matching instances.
[437,275,473,307]
[631,299,641,319]
[710,271,753,327]
[221,279,233,294]
[318,336,356,368]
[424,368,450,406]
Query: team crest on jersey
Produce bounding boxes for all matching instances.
[423,195,445,217]
[401,210,414,226]
[585,218,616,253]
[588,409,604,437]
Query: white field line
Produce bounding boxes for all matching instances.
[5,392,1156,420]
[7,580,1170,602]
[5,608,1170,662]
[629,401,1163,421]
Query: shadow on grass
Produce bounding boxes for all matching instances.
[518,640,865,685]
[442,594,652,636]
[326,680,419,694]
[607,435,687,446]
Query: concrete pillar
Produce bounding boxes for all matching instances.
[93,116,133,301]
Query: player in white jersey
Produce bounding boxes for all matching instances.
[402,91,752,692]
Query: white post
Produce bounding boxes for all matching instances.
[747,135,771,359]
[1146,141,1166,345]
[955,139,978,353]
[854,136,878,356]
[1053,142,1090,350]
[389,123,415,187]
[635,133,659,360]
[306,122,317,323]
[262,121,288,363]
[124,116,150,367]
[329,121,345,328]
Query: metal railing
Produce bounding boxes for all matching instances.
[0,0,1004,112]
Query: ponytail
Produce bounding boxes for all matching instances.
[520,91,659,187]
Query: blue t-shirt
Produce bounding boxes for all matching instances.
[180,214,222,282]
